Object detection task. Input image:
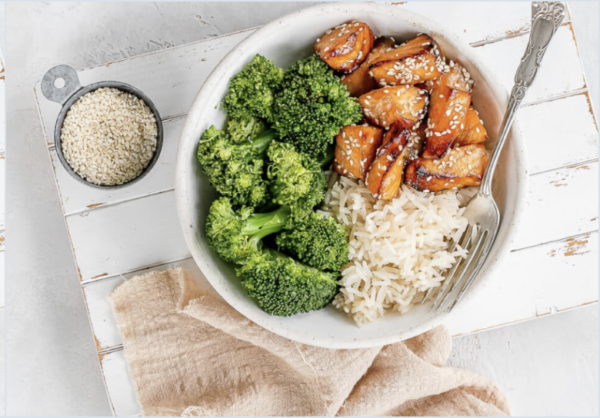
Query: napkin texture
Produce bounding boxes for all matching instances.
[110,267,510,416]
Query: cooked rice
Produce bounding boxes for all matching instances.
[320,173,475,325]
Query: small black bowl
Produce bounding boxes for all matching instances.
[41,65,164,189]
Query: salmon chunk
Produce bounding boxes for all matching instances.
[369,34,446,87]
[333,124,383,181]
[365,125,410,199]
[404,144,488,192]
[359,85,428,129]
[341,37,396,97]
[314,21,375,73]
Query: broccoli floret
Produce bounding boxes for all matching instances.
[237,249,339,316]
[197,126,277,207]
[271,55,363,158]
[222,54,285,122]
[276,212,349,271]
[205,197,291,264]
[266,141,326,217]
[227,117,267,144]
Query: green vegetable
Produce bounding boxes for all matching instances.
[227,117,267,144]
[276,212,349,271]
[272,55,363,158]
[237,249,339,316]
[197,125,277,208]
[266,141,326,218]
[222,54,285,122]
[205,197,291,264]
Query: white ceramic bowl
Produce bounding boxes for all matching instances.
[176,2,527,348]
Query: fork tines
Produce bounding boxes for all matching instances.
[420,222,492,312]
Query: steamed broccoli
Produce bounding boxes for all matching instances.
[206,194,349,268]
[276,212,349,271]
[205,197,291,264]
[222,54,285,122]
[266,141,326,216]
[237,249,339,316]
[197,125,277,208]
[227,117,267,144]
[271,55,363,158]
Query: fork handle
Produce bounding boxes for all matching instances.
[480,2,566,196]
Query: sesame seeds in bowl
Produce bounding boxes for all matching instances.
[52,81,164,189]
[60,87,158,186]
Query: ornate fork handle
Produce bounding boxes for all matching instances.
[480,2,566,196]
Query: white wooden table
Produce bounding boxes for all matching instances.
[31,2,598,415]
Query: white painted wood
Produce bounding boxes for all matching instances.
[447,231,599,336]
[50,116,184,215]
[65,191,190,282]
[400,1,535,45]
[100,350,140,417]
[520,92,598,174]
[84,257,219,351]
[475,25,586,103]
[513,161,599,250]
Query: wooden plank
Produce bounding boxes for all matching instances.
[68,153,599,287]
[84,258,218,351]
[51,116,184,215]
[65,191,190,282]
[35,18,585,151]
[90,226,599,352]
[475,25,585,104]
[34,31,596,218]
[448,231,599,336]
[512,161,598,250]
[519,92,598,174]
[35,30,252,146]
[100,350,140,417]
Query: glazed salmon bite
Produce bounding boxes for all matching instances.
[314,21,375,73]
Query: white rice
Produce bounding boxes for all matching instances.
[320,173,476,325]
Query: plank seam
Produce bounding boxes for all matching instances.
[64,187,175,217]
[98,344,124,355]
[520,87,589,108]
[81,254,193,286]
[511,229,597,253]
[470,20,571,48]
[529,158,598,177]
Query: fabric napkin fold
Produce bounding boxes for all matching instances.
[110,267,510,416]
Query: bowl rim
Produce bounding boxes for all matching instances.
[175,1,528,348]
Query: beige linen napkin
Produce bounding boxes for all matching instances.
[110,268,510,416]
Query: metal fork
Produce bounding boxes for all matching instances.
[422,2,567,312]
